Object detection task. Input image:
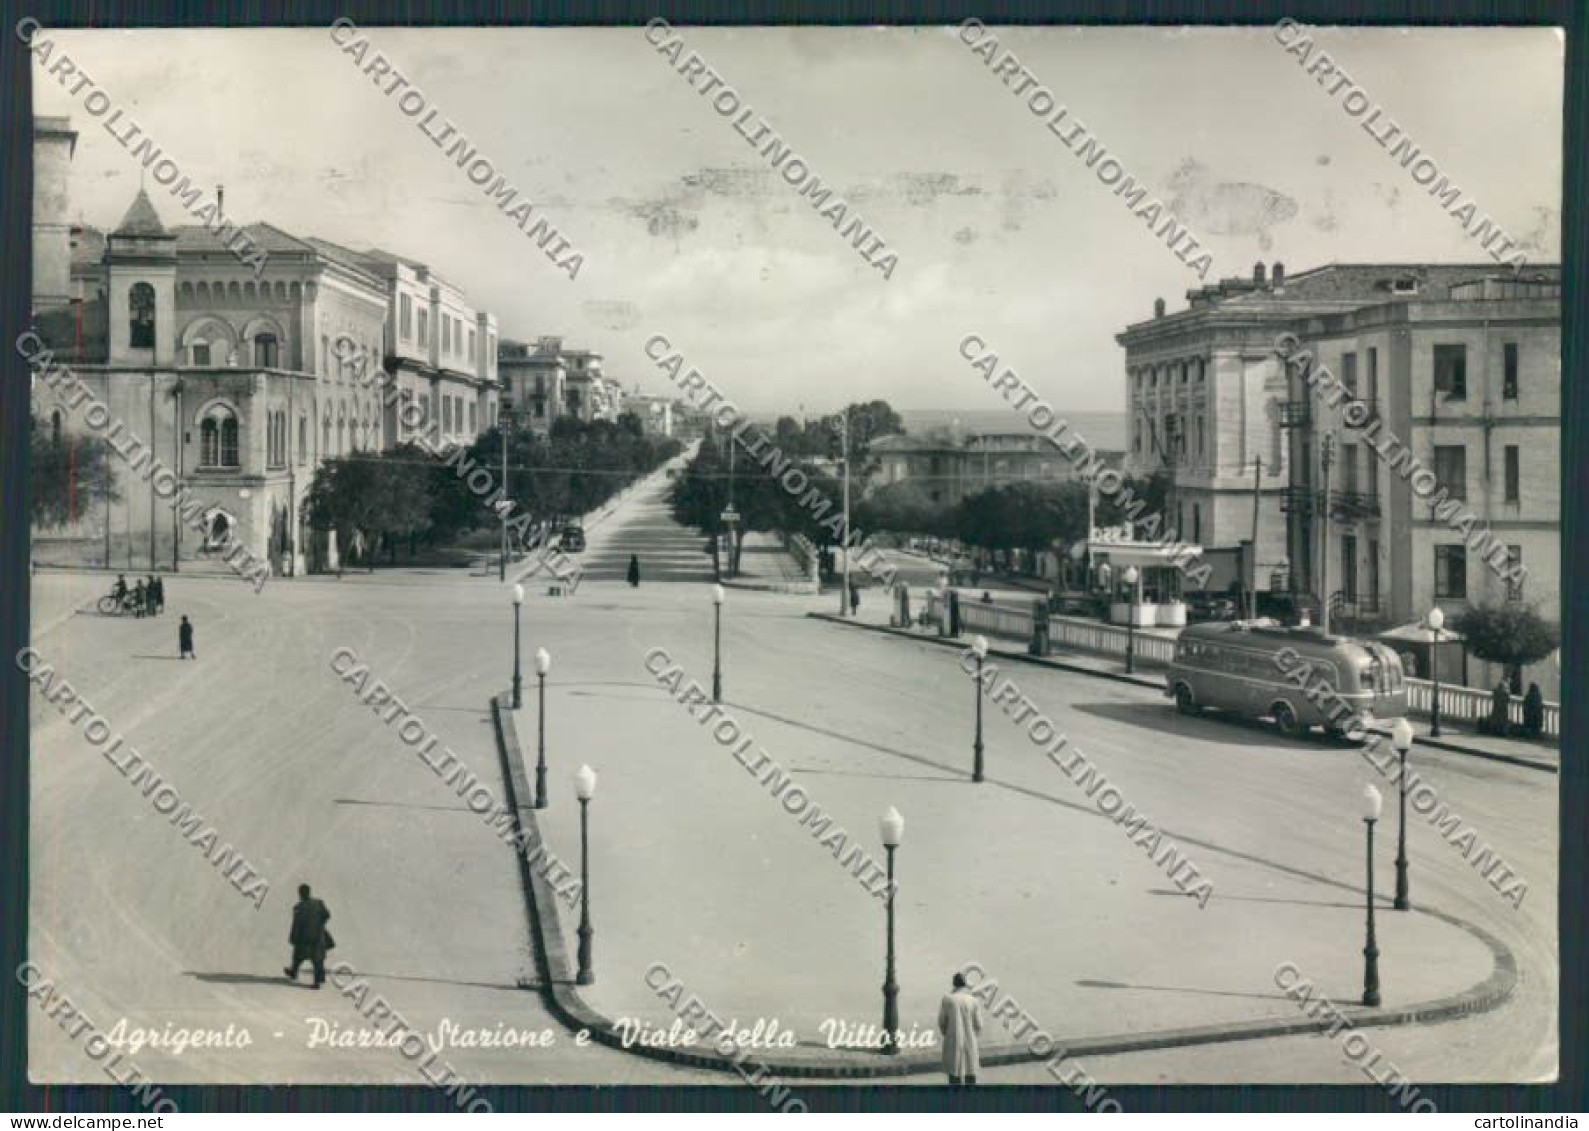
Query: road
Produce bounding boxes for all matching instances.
[27,465,1556,1088]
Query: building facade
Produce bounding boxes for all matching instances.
[498,337,622,429]
[1119,261,1561,691]
[870,431,1118,505]
[29,117,506,575]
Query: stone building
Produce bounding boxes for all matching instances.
[1118,261,1561,692]
[870,431,1119,506]
[498,337,622,429]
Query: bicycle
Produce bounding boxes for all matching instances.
[96,591,142,616]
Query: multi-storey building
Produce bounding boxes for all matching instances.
[870,431,1121,506]
[498,337,622,428]
[1118,261,1560,692]
[28,117,505,574]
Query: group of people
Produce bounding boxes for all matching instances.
[1483,679,1548,740]
[111,573,164,618]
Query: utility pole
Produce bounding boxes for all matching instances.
[1320,433,1335,634]
[840,406,851,617]
[1248,456,1262,619]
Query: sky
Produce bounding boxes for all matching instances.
[31,23,1563,416]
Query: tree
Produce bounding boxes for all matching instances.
[1451,602,1560,693]
[31,417,118,529]
[1096,470,1171,534]
[856,480,953,539]
[953,481,1089,558]
[304,451,431,569]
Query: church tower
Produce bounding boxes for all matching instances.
[105,188,177,366]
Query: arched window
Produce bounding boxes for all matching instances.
[200,405,241,469]
[129,283,156,349]
[254,334,279,368]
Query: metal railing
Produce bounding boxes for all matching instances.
[1048,615,1177,667]
[1330,489,1381,519]
[1278,400,1312,428]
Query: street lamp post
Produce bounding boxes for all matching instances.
[971,635,988,783]
[1123,566,1140,675]
[1427,607,1445,737]
[574,765,597,986]
[720,505,740,580]
[712,584,726,704]
[534,647,551,809]
[1362,784,1383,1007]
[1391,718,1413,910]
[511,583,525,710]
[879,806,904,1054]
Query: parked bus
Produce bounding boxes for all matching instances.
[1166,620,1408,738]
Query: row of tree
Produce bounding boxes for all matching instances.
[305,414,681,567]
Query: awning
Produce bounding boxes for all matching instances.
[1086,542,1203,569]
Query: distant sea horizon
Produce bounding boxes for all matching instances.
[897,408,1127,453]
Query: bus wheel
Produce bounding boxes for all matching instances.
[1273,700,1303,738]
[1174,683,1199,716]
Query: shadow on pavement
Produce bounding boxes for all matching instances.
[185,972,317,989]
[1069,701,1319,751]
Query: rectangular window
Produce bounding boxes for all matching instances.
[1366,448,1379,499]
[1504,445,1520,503]
[1507,545,1524,600]
[1433,344,1467,399]
[401,294,413,340]
[469,402,476,434]
[192,342,211,366]
[298,415,307,465]
[1366,347,1378,405]
[418,394,430,427]
[442,317,451,354]
[1341,352,1357,394]
[1342,444,1359,494]
[418,310,428,348]
[1367,539,1380,600]
[442,397,453,433]
[1432,445,1467,500]
[469,329,477,362]
[1503,343,1519,400]
[1434,545,1467,599]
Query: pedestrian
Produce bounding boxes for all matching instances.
[627,554,641,588]
[284,883,334,989]
[1522,682,1545,740]
[145,575,160,616]
[848,580,860,616]
[133,579,147,618]
[981,590,994,605]
[938,971,983,1086]
[1483,680,1511,737]
[178,615,195,659]
[152,574,165,615]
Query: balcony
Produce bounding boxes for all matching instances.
[1278,400,1312,428]
[1280,486,1318,514]
[1329,489,1382,520]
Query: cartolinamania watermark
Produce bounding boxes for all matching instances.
[1274,961,1438,1110]
[1273,19,1527,272]
[645,646,896,902]
[329,18,584,281]
[960,644,1214,907]
[1276,330,1527,594]
[327,963,493,1110]
[644,333,900,588]
[645,962,807,1111]
[20,647,272,908]
[644,19,897,280]
[17,19,269,278]
[958,19,1213,281]
[959,333,1212,588]
[1272,647,1527,909]
[22,330,274,591]
[329,334,582,590]
[959,962,1121,1110]
[18,964,179,1112]
[329,645,582,909]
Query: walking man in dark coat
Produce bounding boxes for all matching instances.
[285,884,333,988]
[149,575,164,615]
[133,579,147,618]
[627,554,641,587]
[178,615,195,659]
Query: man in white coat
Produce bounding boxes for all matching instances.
[938,971,983,1086]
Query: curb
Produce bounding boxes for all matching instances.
[806,614,1557,775]
[486,691,1520,1079]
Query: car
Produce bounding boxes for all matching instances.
[560,524,586,553]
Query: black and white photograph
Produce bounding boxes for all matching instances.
[6,9,1580,1118]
